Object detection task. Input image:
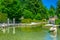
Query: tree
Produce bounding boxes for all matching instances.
[22,9,33,19]
[24,0,47,19]
[56,0,60,18]
[0,0,51,21]
[49,5,55,17]
[0,0,23,22]
[35,13,42,20]
[0,12,7,23]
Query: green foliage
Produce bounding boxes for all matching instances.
[32,19,41,22]
[0,0,22,21]
[0,0,58,22]
[49,6,55,17]
[23,9,33,19]
[21,19,32,23]
[56,0,60,18]
[55,19,60,25]
[35,13,42,20]
[0,12,7,22]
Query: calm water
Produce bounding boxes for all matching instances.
[19,31,58,40]
[19,30,60,40]
[0,28,60,40]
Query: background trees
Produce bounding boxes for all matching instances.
[0,0,23,22]
[56,0,60,18]
[0,0,58,23]
[0,12,7,23]
[48,6,55,17]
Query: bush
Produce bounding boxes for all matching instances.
[55,19,60,25]
[21,19,32,23]
[0,12,7,23]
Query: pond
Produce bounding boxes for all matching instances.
[16,28,59,40]
[0,28,60,40]
[20,31,58,40]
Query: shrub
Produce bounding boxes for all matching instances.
[21,19,32,23]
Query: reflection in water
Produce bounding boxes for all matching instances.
[50,33,57,40]
[45,33,57,40]
[45,24,57,40]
